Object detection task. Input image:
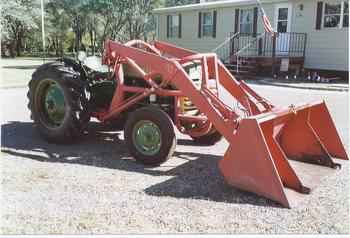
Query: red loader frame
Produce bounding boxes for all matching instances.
[97,39,348,208]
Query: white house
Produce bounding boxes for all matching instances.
[154,0,349,75]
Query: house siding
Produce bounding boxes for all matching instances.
[291,0,348,71]
[156,0,348,71]
[158,8,227,51]
[158,3,274,51]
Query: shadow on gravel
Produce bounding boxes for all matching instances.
[1,120,281,208]
[2,65,41,70]
[176,139,201,146]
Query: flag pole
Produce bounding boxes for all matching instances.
[256,0,275,34]
[41,0,46,63]
[256,0,267,16]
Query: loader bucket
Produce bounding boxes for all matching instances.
[219,100,348,208]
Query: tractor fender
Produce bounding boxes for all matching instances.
[59,57,85,76]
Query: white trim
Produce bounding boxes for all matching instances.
[168,14,180,38]
[156,14,159,40]
[274,3,292,32]
[153,0,283,14]
[340,1,344,27]
[202,11,214,37]
[274,3,292,55]
[239,8,254,34]
[41,0,45,56]
[321,1,348,29]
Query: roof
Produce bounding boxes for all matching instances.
[153,0,280,13]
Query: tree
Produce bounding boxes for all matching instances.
[124,0,162,41]
[56,0,129,54]
[0,0,164,57]
[1,0,39,57]
[50,0,87,53]
[46,1,70,56]
[83,0,129,54]
[165,0,195,7]
[99,0,129,44]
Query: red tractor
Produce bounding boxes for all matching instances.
[28,40,348,207]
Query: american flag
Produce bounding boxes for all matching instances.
[257,0,274,33]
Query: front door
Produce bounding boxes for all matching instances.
[274,3,292,55]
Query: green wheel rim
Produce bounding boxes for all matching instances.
[132,120,162,156]
[39,80,66,127]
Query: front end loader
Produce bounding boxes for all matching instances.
[27,40,348,208]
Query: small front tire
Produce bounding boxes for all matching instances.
[124,107,176,166]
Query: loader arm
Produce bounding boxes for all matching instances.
[154,40,274,115]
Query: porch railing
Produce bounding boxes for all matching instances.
[235,33,265,57]
[213,32,307,62]
[212,32,240,63]
[230,32,307,58]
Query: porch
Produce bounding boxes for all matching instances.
[214,32,307,78]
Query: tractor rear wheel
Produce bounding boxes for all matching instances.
[124,107,176,166]
[27,61,89,143]
[191,129,223,145]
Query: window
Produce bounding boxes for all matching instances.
[202,12,213,37]
[277,8,289,32]
[323,2,341,27]
[323,1,348,28]
[239,9,254,34]
[168,15,179,38]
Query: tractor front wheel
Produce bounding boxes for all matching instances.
[124,107,176,166]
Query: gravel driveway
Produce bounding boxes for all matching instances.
[0,61,349,234]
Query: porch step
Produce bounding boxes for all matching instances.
[225,64,257,71]
[231,58,257,64]
[224,59,257,81]
[227,70,256,80]
[226,70,256,75]
[233,73,256,81]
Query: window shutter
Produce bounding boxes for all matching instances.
[198,12,202,38]
[213,10,217,38]
[167,15,170,38]
[234,9,240,33]
[179,14,182,38]
[316,2,323,30]
[253,7,258,36]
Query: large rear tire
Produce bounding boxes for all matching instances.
[27,61,90,143]
[124,107,176,166]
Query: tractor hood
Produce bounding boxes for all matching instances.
[83,56,109,73]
